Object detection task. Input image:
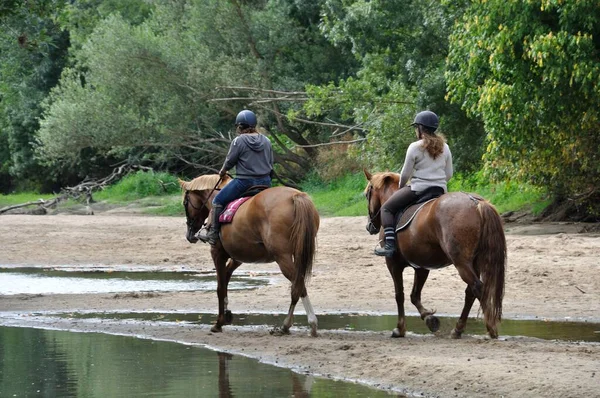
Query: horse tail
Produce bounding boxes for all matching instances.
[474,200,507,333]
[290,192,319,298]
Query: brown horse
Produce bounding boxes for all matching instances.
[179,174,320,336]
[364,170,506,338]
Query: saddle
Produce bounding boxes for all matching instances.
[219,185,270,224]
[395,187,444,232]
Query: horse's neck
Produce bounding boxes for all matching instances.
[381,185,399,203]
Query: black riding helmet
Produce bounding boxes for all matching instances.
[235,109,257,128]
[410,110,439,131]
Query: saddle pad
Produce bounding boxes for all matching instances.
[395,198,436,232]
[219,197,251,223]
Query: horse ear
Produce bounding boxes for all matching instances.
[178,179,187,190]
[363,168,372,181]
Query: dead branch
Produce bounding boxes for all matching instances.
[293,138,367,148]
[208,97,308,102]
[217,86,307,96]
[0,164,152,216]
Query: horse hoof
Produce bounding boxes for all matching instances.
[269,326,290,336]
[310,326,318,338]
[425,315,440,333]
[224,310,233,325]
[391,328,405,338]
[211,325,223,333]
[451,329,462,339]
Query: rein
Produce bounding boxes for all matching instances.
[365,184,382,234]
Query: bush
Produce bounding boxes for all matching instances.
[95,171,180,202]
[448,171,551,215]
[302,171,368,217]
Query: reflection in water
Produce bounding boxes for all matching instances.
[0,268,269,295]
[0,327,401,397]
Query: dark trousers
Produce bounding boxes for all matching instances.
[380,186,418,228]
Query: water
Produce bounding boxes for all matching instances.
[0,326,401,397]
[57,311,600,342]
[0,268,270,295]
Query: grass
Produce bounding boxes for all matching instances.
[2,170,551,218]
[0,192,57,207]
[448,172,551,215]
[94,171,181,202]
[301,171,368,217]
[92,171,184,216]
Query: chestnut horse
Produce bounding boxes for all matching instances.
[364,170,506,338]
[179,174,320,336]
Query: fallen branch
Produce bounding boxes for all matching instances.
[0,164,152,215]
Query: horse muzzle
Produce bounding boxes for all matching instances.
[186,228,199,243]
[366,221,379,235]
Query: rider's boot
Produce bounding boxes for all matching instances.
[198,204,224,245]
[374,226,396,257]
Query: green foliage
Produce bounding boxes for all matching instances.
[302,171,368,216]
[448,171,551,215]
[94,171,180,202]
[142,197,185,216]
[446,0,600,211]
[36,0,355,181]
[308,0,485,173]
[0,0,70,190]
[0,192,56,207]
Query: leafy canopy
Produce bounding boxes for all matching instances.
[446,0,600,209]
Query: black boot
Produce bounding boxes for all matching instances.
[198,204,224,245]
[374,240,396,257]
[374,227,396,257]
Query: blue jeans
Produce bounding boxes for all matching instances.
[213,177,271,206]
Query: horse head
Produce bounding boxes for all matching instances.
[363,169,400,235]
[179,175,231,243]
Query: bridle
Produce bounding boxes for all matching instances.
[183,178,224,229]
[365,183,381,235]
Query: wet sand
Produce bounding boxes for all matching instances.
[1,214,599,397]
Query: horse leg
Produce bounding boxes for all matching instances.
[278,289,317,337]
[452,261,485,337]
[388,259,407,338]
[211,247,232,333]
[271,254,318,337]
[223,259,242,324]
[301,295,318,337]
[451,285,477,339]
[410,268,440,333]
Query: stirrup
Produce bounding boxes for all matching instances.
[197,228,218,245]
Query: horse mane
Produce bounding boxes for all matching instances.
[178,174,231,192]
[365,172,400,193]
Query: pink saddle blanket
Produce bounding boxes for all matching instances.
[219,197,252,223]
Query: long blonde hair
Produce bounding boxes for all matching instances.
[421,131,446,159]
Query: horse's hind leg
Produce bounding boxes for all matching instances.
[411,268,439,333]
[272,255,318,337]
[452,259,484,338]
[301,295,318,337]
[451,285,477,339]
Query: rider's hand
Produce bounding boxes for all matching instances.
[219,168,226,178]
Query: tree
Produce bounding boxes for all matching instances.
[304,0,484,172]
[37,0,357,182]
[0,0,70,192]
[446,0,600,219]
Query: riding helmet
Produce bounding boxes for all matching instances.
[411,110,439,131]
[235,110,257,128]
